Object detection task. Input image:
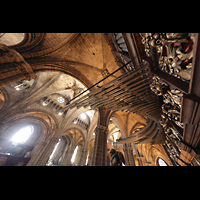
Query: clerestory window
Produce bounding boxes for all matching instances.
[10,125,34,145]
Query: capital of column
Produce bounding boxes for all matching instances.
[95,124,108,134]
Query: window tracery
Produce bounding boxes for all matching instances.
[10,79,35,91]
[72,111,93,130]
[40,94,68,116]
[57,96,65,103]
[73,116,89,130]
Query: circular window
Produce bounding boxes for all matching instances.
[157,158,168,166]
[57,96,65,103]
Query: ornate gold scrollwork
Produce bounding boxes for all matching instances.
[150,76,183,128]
[140,33,195,82]
[150,75,183,163]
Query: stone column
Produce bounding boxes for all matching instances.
[59,143,70,166]
[79,149,88,166]
[123,143,135,166]
[91,106,110,166]
[91,125,108,166]
[64,147,74,166]
[34,137,59,166]
[74,145,82,166]
[27,141,47,166]
[88,149,93,166]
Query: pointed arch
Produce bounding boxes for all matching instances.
[31,61,94,89]
[63,127,86,147]
[4,33,45,53]
[109,112,127,138]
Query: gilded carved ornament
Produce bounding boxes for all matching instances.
[140,33,195,82]
[150,76,183,163]
[150,76,183,128]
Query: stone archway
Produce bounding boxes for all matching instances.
[0,33,25,46]
[0,119,46,166]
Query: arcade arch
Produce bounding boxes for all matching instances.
[0,121,44,160]
[0,33,25,46]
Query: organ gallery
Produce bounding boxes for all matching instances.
[0,33,198,166]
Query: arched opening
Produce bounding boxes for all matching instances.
[32,62,93,91]
[36,71,91,117]
[71,145,79,165]
[10,125,34,145]
[107,117,124,149]
[10,79,35,91]
[107,117,125,166]
[0,33,25,46]
[46,136,68,166]
[85,139,95,166]
[157,157,168,166]
[67,128,85,166]
[46,128,85,166]
[0,122,44,166]
[0,91,5,110]
[72,110,95,130]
